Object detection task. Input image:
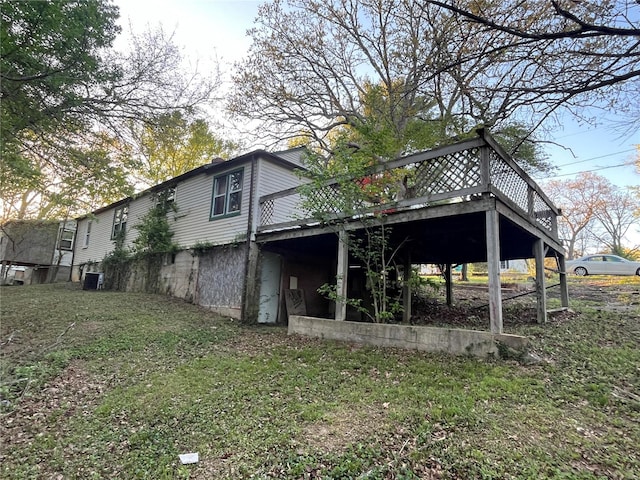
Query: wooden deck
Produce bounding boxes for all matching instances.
[250,129,568,332]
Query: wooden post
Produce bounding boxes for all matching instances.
[403,253,412,323]
[445,263,453,307]
[558,253,569,308]
[486,210,503,334]
[479,144,491,190]
[335,229,349,321]
[242,241,261,323]
[534,238,547,323]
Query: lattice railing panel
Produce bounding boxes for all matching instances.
[258,141,558,236]
[532,191,554,232]
[411,148,481,197]
[260,199,274,225]
[301,183,343,216]
[489,151,529,211]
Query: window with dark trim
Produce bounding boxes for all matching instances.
[210,169,243,219]
[111,205,128,239]
[57,228,75,251]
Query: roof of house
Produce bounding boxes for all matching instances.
[77,148,307,219]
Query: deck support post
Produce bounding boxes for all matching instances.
[402,253,412,323]
[558,253,569,308]
[242,241,261,323]
[534,238,548,323]
[445,263,453,307]
[486,210,503,334]
[335,229,349,321]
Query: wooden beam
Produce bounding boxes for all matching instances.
[402,253,412,323]
[335,229,349,321]
[445,263,453,307]
[557,253,569,308]
[534,238,547,323]
[494,201,564,253]
[486,210,503,334]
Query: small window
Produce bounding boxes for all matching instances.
[57,228,75,251]
[111,205,129,239]
[83,221,92,248]
[210,169,243,219]
[160,186,176,205]
[500,260,509,269]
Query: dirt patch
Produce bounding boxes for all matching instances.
[411,279,639,328]
[300,404,389,454]
[0,360,107,459]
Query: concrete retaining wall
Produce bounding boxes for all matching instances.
[288,316,528,358]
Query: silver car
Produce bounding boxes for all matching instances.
[565,254,640,276]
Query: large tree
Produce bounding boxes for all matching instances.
[544,173,610,259]
[229,0,555,167]
[1,0,219,220]
[590,185,640,257]
[129,112,238,187]
[545,173,639,258]
[425,0,640,133]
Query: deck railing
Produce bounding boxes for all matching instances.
[258,130,559,237]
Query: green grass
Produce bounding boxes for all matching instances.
[1,281,639,479]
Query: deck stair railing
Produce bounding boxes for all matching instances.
[258,130,559,238]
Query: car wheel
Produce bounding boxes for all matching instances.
[636,268,640,276]
[574,267,588,276]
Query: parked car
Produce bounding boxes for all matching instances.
[565,254,640,276]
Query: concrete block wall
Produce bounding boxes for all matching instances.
[288,315,529,358]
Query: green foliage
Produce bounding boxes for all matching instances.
[0,1,133,220]
[3,280,640,478]
[300,141,411,323]
[1,2,220,221]
[101,230,132,291]
[190,240,216,256]
[132,191,178,256]
[347,226,405,323]
[1,0,121,150]
[1,281,640,478]
[131,111,239,186]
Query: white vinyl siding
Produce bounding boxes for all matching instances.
[171,163,253,247]
[73,196,152,267]
[74,154,309,269]
[256,157,308,227]
[257,158,307,197]
[272,147,307,168]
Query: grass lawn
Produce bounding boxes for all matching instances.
[1,280,639,479]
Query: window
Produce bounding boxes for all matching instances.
[83,221,92,248]
[211,169,243,219]
[159,186,176,205]
[111,205,128,239]
[57,228,75,251]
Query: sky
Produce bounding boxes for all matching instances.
[114,0,640,192]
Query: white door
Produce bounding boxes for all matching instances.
[258,252,281,324]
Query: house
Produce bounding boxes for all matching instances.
[72,147,307,319]
[73,130,569,332]
[0,219,77,284]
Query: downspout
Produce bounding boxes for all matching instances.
[241,154,258,321]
